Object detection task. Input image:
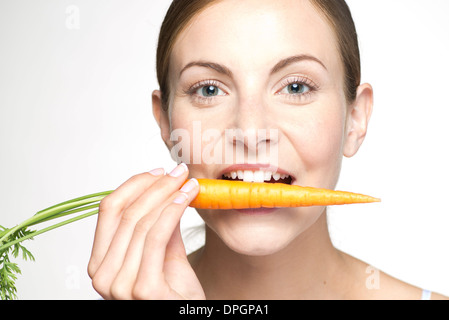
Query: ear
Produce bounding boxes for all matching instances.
[343,83,374,158]
[152,90,173,150]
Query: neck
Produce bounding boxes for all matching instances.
[191,212,350,299]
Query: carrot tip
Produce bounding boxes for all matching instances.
[189,179,381,209]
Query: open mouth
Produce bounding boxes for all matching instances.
[220,169,293,185]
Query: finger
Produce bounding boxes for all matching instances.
[166,221,187,262]
[96,163,189,274]
[88,168,165,278]
[112,179,199,300]
[92,164,190,298]
[117,163,190,229]
[132,179,199,299]
[109,213,153,299]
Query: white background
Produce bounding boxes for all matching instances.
[0,0,448,299]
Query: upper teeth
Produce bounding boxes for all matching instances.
[222,170,290,183]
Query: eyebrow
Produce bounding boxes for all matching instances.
[179,61,233,78]
[270,54,327,74]
[179,54,327,78]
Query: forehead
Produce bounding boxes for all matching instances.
[170,0,341,78]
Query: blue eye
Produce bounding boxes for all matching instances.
[280,83,310,95]
[196,85,225,97]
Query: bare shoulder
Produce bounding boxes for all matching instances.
[374,272,449,300]
[340,252,449,300]
[429,291,449,300]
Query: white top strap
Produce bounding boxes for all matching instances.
[421,289,432,300]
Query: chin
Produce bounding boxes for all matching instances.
[201,206,324,257]
[225,234,294,257]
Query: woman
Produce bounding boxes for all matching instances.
[87,0,447,299]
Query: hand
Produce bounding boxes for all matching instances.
[87,163,205,299]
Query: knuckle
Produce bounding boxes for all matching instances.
[132,282,157,300]
[127,173,145,185]
[132,282,170,300]
[145,229,165,246]
[165,201,184,213]
[134,216,154,235]
[110,279,130,300]
[131,284,148,300]
[91,273,110,298]
[119,208,139,227]
[87,260,98,279]
[99,194,121,213]
[130,172,157,184]
[159,203,184,224]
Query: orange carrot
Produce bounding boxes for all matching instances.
[189,179,380,209]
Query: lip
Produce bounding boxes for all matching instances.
[234,207,280,215]
[217,163,294,180]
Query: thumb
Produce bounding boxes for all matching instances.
[166,221,189,262]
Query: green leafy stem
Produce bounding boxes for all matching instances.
[0,190,113,300]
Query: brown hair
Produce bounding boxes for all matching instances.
[309,0,361,103]
[156,0,361,110]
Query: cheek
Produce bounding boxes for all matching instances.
[169,110,225,176]
[168,109,197,165]
[309,115,345,159]
[288,106,346,187]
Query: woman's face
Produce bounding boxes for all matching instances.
[157,0,359,256]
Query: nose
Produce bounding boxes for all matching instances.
[228,128,278,152]
[226,91,279,163]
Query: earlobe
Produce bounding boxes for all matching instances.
[343,83,374,158]
[152,90,173,149]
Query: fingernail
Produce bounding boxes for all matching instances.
[149,168,165,176]
[169,163,188,177]
[180,178,198,193]
[173,192,188,204]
